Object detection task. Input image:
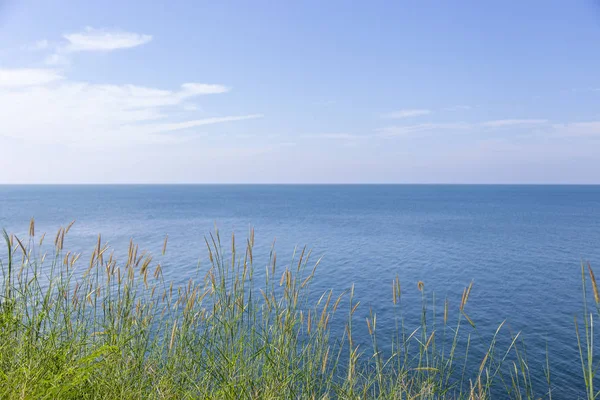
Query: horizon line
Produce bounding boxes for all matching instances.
[1,183,600,186]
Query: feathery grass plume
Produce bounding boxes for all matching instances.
[392,276,402,305]
[38,232,46,246]
[444,298,449,324]
[351,301,360,315]
[14,236,27,257]
[588,263,599,304]
[65,219,76,234]
[460,281,474,311]
[162,234,168,255]
[54,228,62,247]
[169,320,177,353]
[425,331,435,349]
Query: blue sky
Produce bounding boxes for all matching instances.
[1,0,600,183]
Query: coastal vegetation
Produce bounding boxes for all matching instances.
[0,220,597,399]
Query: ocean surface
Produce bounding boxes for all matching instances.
[1,184,599,397]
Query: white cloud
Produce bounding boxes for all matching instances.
[150,115,263,133]
[63,27,152,52]
[0,68,63,87]
[41,27,153,65]
[1,30,243,155]
[382,109,431,119]
[480,119,548,127]
[378,123,470,137]
[378,119,552,137]
[0,69,259,147]
[302,133,359,140]
[180,83,230,95]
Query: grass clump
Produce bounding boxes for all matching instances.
[0,219,593,399]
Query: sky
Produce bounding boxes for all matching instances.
[1,1,600,184]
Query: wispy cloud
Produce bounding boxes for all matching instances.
[41,27,153,65]
[378,123,470,137]
[0,68,259,146]
[480,119,548,127]
[0,68,63,87]
[302,133,360,140]
[382,109,431,119]
[180,83,229,95]
[63,27,152,52]
[2,31,248,148]
[376,117,600,146]
[379,119,551,137]
[151,115,263,133]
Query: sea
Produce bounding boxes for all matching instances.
[1,184,599,398]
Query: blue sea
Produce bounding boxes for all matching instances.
[1,184,599,397]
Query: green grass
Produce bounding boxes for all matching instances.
[0,219,596,398]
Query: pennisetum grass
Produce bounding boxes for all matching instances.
[0,220,594,399]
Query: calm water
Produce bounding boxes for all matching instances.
[1,185,599,397]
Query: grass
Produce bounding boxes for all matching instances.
[0,219,596,398]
